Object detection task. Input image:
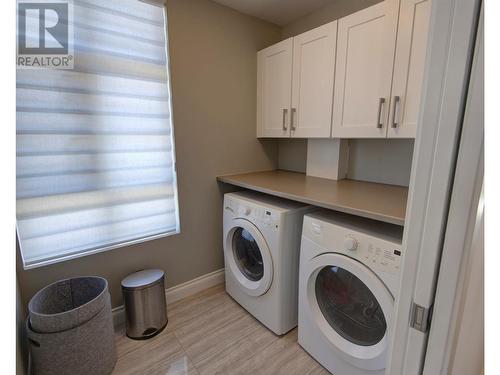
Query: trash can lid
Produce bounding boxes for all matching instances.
[121,269,165,290]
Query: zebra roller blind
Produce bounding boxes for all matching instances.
[16,0,179,269]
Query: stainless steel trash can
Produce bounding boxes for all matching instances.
[121,269,168,339]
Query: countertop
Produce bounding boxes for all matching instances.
[217,170,408,226]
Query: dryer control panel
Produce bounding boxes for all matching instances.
[303,213,403,276]
[353,237,401,275]
[225,197,279,229]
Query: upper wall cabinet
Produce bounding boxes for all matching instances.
[257,22,337,138]
[256,38,293,138]
[291,22,337,138]
[257,0,431,139]
[332,0,432,138]
[387,0,432,138]
[332,1,400,138]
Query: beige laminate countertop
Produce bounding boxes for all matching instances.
[217,170,408,226]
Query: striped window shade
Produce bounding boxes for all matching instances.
[16,0,179,269]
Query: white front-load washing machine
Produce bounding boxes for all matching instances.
[223,191,310,335]
[298,210,403,375]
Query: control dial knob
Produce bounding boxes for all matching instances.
[241,207,251,216]
[344,237,358,251]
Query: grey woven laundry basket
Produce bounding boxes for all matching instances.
[26,276,116,375]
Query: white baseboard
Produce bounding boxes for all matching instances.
[165,268,225,303]
[112,268,225,328]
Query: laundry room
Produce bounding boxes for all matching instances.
[8,0,488,374]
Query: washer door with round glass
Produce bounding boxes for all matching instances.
[305,253,393,371]
[224,218,273,296]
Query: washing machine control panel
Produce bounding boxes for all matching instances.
[342,234,401,274]
[226,198,279,229]
[362,239,401,274]
[303,217,402,275]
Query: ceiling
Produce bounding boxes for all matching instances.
[211,0,336,26]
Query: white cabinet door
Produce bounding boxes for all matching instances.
[257,38,293,138]
[290,21,337,138]
[332,1,399,138]
[387,0,432,138]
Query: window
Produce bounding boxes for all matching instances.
[16,0,179,269]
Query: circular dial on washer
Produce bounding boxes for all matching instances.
[239,206,251,216]
[344,237,358,251]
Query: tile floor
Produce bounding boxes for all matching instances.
[112,284,330,375]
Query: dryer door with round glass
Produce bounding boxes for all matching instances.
[224,218,273,296]
[304,253,393,371]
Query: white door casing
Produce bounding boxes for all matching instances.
[332,1,399,138]
[224,218,273,296]
[257,38,293,138]
[386,0,482,373]
[304,253,394,371]
[291,21,337,138]
[422,4,483,373]
[387,0,432,138]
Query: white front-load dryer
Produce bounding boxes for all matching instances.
[223,191,310,335]
[298,210,403,375]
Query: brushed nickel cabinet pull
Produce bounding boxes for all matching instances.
[282,108,288,131]
[376,97,385,128]
[391,96,401,128]
[291,108,297,131]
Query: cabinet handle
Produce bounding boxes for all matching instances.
[391,96,400,128]
[282,108,288,131]
[376,98,385,128]
[291,108,297,131]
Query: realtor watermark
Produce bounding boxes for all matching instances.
[17,0,74,69]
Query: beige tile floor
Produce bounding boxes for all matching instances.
[112,284,330,375]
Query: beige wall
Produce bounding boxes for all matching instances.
[16,0,281,308]
[277,139,307,173]
[347,139,414,186]
[281,0,382,38]
[278,139,413,187]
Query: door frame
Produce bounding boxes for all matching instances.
[421,4,483,373]
[386,0,482,374]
